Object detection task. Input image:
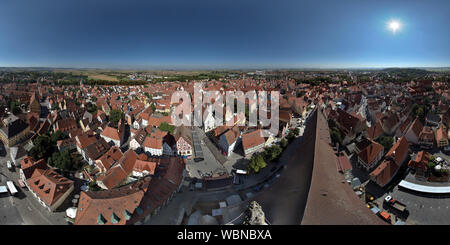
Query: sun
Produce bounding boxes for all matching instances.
[388,20,402,34]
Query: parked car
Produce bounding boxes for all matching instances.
[6,160,13,171]
[384,195,407,213]
[6,181,18,196]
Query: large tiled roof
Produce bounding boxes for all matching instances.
[21,157,48,180]
[26,168,74,207]
[75,180,148,225]
[301,110,385,225]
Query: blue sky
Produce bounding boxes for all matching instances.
[0,0,449,69]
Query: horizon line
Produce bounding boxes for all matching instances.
[0,65,449,71]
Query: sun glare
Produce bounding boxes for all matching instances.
[388,20,401,34]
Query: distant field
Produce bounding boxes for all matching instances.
[88,74,118,81]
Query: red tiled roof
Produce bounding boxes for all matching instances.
[242,129,265,151]
[408,150,429,171]
[133,160,158,175]
[143,131,165,149]
[75,180,148,225]
[101,126,120,141]
[436,125,448,143]
[357,141,384,166]
[367,121,383,140]
[370,137,410,187]
[337,154,352,172]
[26,168,74,207]
[97,150,138,190]
[20,157,48,180]
[223,126,240,145]
[96,146,123,172]
[407,118,423,137]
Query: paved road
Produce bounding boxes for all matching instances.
[249,111,316,225]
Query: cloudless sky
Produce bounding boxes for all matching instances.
[0,0,449,69]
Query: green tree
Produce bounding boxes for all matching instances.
[264,145,283,162]
[416,107,425,120]
[376,136,394,151]
[88,181,101,191]
[280,138,288,148]
[48,150,72,171]
[286,131,295,142]
[330,127,342,144]
[159,122,175,134]
[428,161,436,170]
[144,92,152,100]
[86,102,98,113]
[293,127,300,136]
[109,109,124,124]
[248,154,267,173]
[29,135,56,161]
[9,101,21,115]
[50,130,68,143]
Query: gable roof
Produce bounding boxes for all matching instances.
[367,121,383,140]
[84,137,111,161]
[101,126,120,141]
[222,126,240,145]
[96,146,123,172]
[0,115,29,138]
[143,131,165,149]
[21,157,48,180]
[173,126,193,146]
[385,136,409,166]
[97,150,138,190]
[133,160,158,175]
[74,180,148,225]
[357,140,384,166]
[26,168,74,207]
[407,118,423,137]
[242,129,265,151]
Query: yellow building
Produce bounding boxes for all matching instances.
[0,115,30,147]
